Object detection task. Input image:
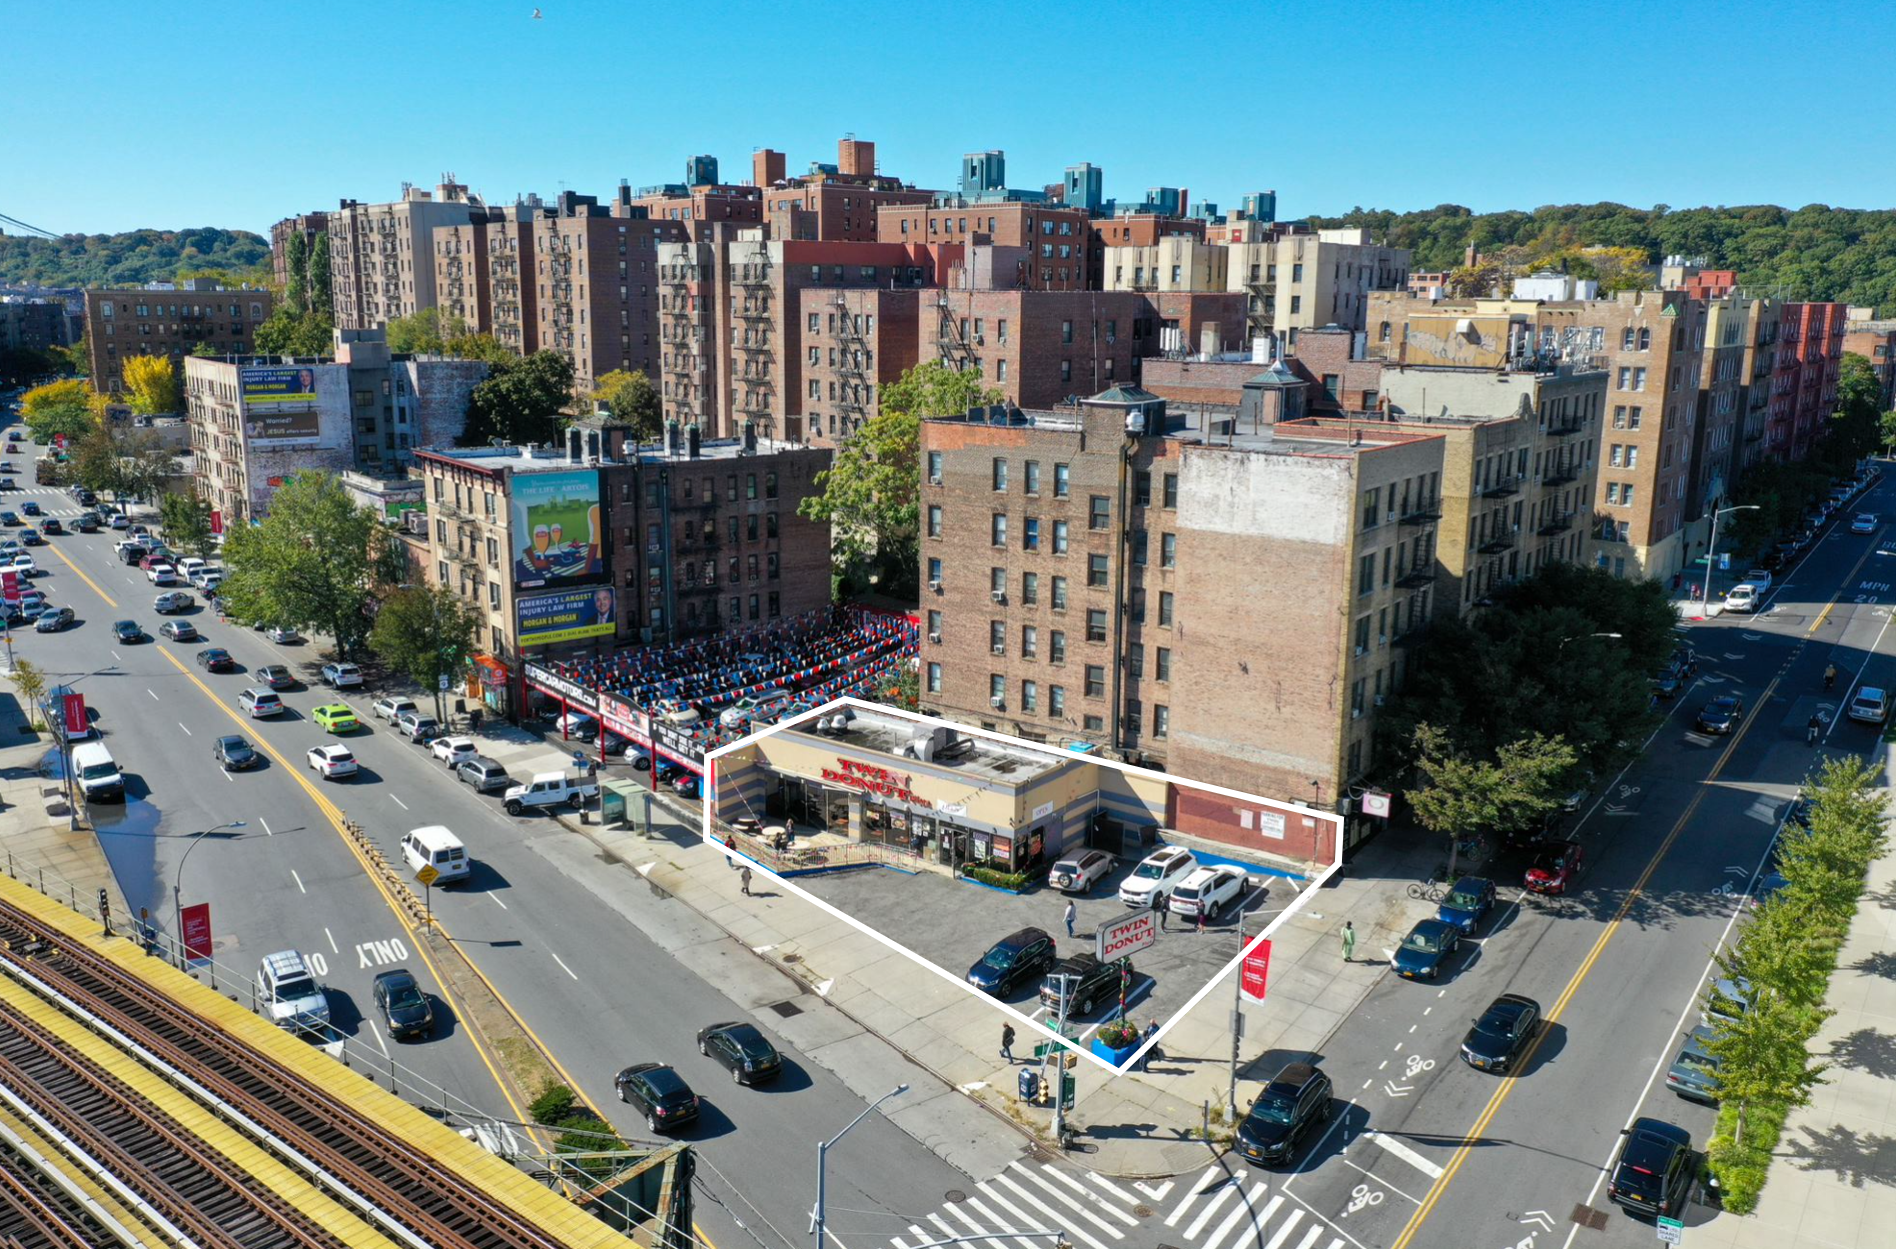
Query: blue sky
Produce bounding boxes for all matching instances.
[7,0,1892,237]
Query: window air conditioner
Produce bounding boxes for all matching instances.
[929,579,942,592]
[991,645,1006,656]
[991,590,1006,604]
[991,697,1006,709]
[928,632,941,644]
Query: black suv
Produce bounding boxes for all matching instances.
[1038,954,1130,1017]
[1608,1117,1695,1218]
[1236,1062,1333,1168]
[696,1021,782,1085]
[614,1062,699,1133]
[966,927,1057,996]
[371,969,434,1041]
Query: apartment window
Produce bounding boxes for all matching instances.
[992,457,1008,491]
[926,662,942,694]
[1163,473,1178,508]
[1626,446,1639,468]
[1054,463,1070,497]
[926,450,943,483]
[1052,576,1068,610]
[1358,552,1376,595]
[1130,530,1147,565]
[990,620,1006,652]
[1053,520,1069,554]
[1158,591,1174,626]
[1088,553,1109,587]
[927,556,943,584]
[1086,608,1107,642]
[990,513,1008,546]
[1089,495,1110,530]
[1363,486,1380,528]
[1609,445,1623,468]
[1135,472,1151,506]
[1617,367,1629,390]
[1084,665,1106,698]
[1050,630,1067,664]
[1622,484,1636,506]
[991,567,1006,595]
[1629,407,1642,430]
[1062,320,1074,344]
[1049,685,1066,718]
[1622,327,1635,350]
[1021,681,1038,714]
[1022,625,1038,658]
[1633,367,1647,391]
[1061,359,1072,383]
[1127,646,1143,679]
[927,609,941,638]
[997,359,1009,381]
[1612,405,1626,429]
[1023,517,1040,551]
[1022,572,1039,604]
[1160,532,1176,567]
[1156,647,1171,682]
[990,674,1005,705]
[1152,705,1169,739]
[1290,295,1302,314]
[1083,715,1103,731]
[1638,327,1651,350]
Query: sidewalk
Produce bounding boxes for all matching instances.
[0,692,130,923]
[466,719,1448,1176]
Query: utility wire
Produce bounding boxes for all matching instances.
[0,212,59,239]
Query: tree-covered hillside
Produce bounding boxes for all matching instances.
[1308,203,1896,315]
[0,227,271,288]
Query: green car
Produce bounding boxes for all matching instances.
[312,703,360,734]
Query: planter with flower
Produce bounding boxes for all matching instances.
[1091,1018,1143,1067]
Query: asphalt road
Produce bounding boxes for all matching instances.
[6,449,987,1249]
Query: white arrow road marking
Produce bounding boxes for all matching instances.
[1726,865,1749,877]
[1698,674,1727,684]
[635,861,656,875]
[1604,803,1633,815]
[1363,1131,1444,1179]
[1130,1180,1173,1203]
[1520,1210,1554,1231]
[1383,1080,1413,1097]
[955,1080,988,1094]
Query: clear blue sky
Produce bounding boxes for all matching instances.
[8,0,1892,237]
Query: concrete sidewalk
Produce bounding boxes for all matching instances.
[467,719,1452,1176]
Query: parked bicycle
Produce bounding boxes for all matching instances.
[1407,867,1448,902]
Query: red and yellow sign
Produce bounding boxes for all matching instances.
[819,758,933,809]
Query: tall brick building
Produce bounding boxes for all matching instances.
[530,194,687,397]
[85,281,275,394]
[329,180,483,329]
[268,211,327,291]
[757,137,934,242]
[876,202,1094,291]
[1773,302,1848,462]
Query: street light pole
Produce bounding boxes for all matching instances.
[1700,504,1760,617]
[171,820,246,969]
[1228,912,1245,1121]
[814,1083,907,1249]
[47,665,116,831]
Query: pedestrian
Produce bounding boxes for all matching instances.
[724,832,738,868]
[1000,1023,1016,1063]
[739,865,753,897]
[1156,890,1169,932]
[1341,920,1357,963]
[1064,899,1077,938]
[469,707,483,734]
[1138,1019,1161,1071]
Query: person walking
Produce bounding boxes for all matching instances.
[1138,1019,1161,1071]
[724,833,737,868]
[1063,899,1077,938]
[1156,890,1169,932]
[1341,920,1357,963]
[1808,712,1824,746]
[739,865,753,896]
[1000,1023,1016,1064]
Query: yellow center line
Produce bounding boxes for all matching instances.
[1808,531,1880,634]
[1391,673,1781,1247]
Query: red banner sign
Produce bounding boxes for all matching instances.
[1240,937,1272,1005]
[210,509,224,536]
[62,694,87,738]
[0,570,17,604]
[180,903,213,962]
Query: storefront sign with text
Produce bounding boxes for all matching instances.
[819,758,933,808]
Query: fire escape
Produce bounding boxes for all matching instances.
[835,293,870,435]
[935,294,977,373]
[732,255,775,438]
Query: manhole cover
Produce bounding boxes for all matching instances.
[1571,1204,1608,1230]
[1133,1205,1154,1218]
[781,952,801,963]
[944,1190,967,1203]
[767,1000,803,1018]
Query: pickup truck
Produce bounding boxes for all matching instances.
[503,771,600,816]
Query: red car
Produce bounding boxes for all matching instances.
[1525,839,1583,895]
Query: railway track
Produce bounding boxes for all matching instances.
[0,899,579,1249]
[0,1138,114,1249]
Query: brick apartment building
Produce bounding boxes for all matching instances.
[1229,223,1410,350]
[530,194,688,396]
[486,209,540,357]
[876,201,1095,291]
[268,211,328,290]
[0,299,73,358]
[625,155,765,235]
[85,281,275,394]
[1084,214,1206,288]
[757,138,935,242]
[1737,298,1783,474]
[1685,292,1752,522]
[915,387,1448,850]
[432,216,494,335]
[329,180,483,329]
[1773,302,1848,462]
[414,424,831,712]
[1844,311,1896,410]
[796,287,923,444]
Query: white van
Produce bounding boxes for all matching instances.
[70,741,124,803]
[401,826,469,885]
[1723,584,1760,613]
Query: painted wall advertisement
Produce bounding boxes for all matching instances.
[518,586,617,646]
[510,469,603,588]
[240,367,322,443]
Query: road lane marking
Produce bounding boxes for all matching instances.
[42,543,115,608]
[147,689,158,700]
[1390,672,1783,1248]
[991,1171,1116,1249]
[977,1181,1079,1249]
[1205,1189,1279,1249]
[1258,1207,1303,1249]
[390,795,408,810]
[1184,1182,1240,1239]
[259,818,271,836]
[549,951,578,980]
[1044,1165,1138,1225]
[1362,1131,1444,1180]
[489,894,508,909]
[324,927,337,953]
[110,649,120,662]
[1009,1163,1126,1238]
[176,722,191,736]
[290,869,306,893]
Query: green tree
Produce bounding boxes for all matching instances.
[799,361,1001,591]
[285,231,309,315]
[445,332,516,366]
[1879,409,1896,456]
[121,353,180,416]
[47,343,87,377]
[253,307,333,357]
[189,342,219,358]
[10,659,45,727]
[386,308,469,355]
[159,491,217,560]
[308,234,333,314]
[368,585,482,721]
[591,369,661,440]
[1406,724,1577,871]
[71,422,127,496]
[1702,979,1829,1149]
[461,351,573,446]
[20,379,97,442]
[220,472,379,658]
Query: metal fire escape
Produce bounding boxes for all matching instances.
[835,293,870,433]
[732,254,776,437]
[935,294,977,373]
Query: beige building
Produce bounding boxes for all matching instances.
[1226,224,1410,351]
[329,180,483,330]
[1101,236,1229,293]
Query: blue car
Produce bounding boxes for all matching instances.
[1391,919,1461,980]
[1436,876,1497,933]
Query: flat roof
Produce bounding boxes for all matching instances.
[418,437,806,472]
[779,705,1070,785]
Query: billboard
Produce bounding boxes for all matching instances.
[241,366,318,408]
[518,586,617,646]
[510,470,604,588]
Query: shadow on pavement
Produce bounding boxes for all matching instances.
[1784,1121,1896,1188]
[1827,1028,1896,1079]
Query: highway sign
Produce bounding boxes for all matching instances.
[1656,1215,1683,1244]
[415,864,440,887]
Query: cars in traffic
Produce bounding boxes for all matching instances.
[1460,993,1542,1073]
[1666,1025,1723,1103]
[159,619,200,642]
[112,619,147,643]
[195,647,235,672]
[213,734,260,771]
[311,704,360,733]
[33,606,73,632]
[613,1063,699,1133]
[306,744,358,779]
[1048,849,1116,894]
[1852,513,1878,533]
[696,1021,782,1085]
[257,950,331,1040]
[1118,846,1197,908]
[1695,695,1744,734]
[238,688,284,718]
[1168,864,1248,922]
[1436,876,1497,933]
[1235,1062,1332,1168]
[966,927,1057,996]
[1607,1118,1696,1219]
[1524,839,1584,895]
[254,664,295,688]
[371,969,434,1041]
[153,590,192,613]
[1391,919,1461,980]
[1722,584,1760,613]
[399,826,469,884]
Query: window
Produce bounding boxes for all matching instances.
[990,620,1006,652]
[1629,407,1642,430]
[1163,473,1178,508]
[991,567,1006,595]
[1158,591,1174,626]
[1023,517,1040,551]
[926,450,943,483]
[1061,320,1074,344]
[1053,520,1069,554]
[1024,460,1040,494]
[1130,530,1147,565]
[1054,463,1070,497]
[1153,705,1169,739]
[992,458,1008,491]
[1086,609,1107,642]
[926,663,942,693]
[990,513,1008,547]
[1021,681,1038,713]
[1156,647,1172,682]
[1637,327,1651,350]
[1052,576,1068,610]
[1127,646,1143,678]
[1084,665,1106,698]
[1633,367,1647,391]
[1089,495,1110,530]
[1049,686,1065,717]
[1363,486,1380,528]
[1022,626,1038,658]
[990,674,1005,705]
[1084,715,1103,731]
[1088,554,1109,587]
[927,609,941,637]
[1050,630,1067,663]
[1160,532,1176,567]
[927,556,942,584]
[1359,552,1376,595]
[1022,572,1038,604]
[1135,472,1152,506]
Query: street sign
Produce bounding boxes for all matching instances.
[1095,909,1156,961]
[1240,937,1273,1005]
[415,864,440,887]
[1361,791,1392,819]
[1656,1215,1683,1244]
[438,673,450,691]
[180,903,213,962]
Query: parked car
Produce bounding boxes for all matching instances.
[254,663,294,689]
[1695,696,1744,734]
[1743,568,1773,593]
[1665,1026,1723,1103]
[966,927,1057,996]
[195,647,235,672]
[1848,686,1889,724]
[613,1063,699,1133]
[320,662,363,688]
[430,736,478,768]
[311,704,360,734]
[1235,1062,1333,1168]
[267,625,301,644]
[553,710,598,738]
[1460,993,1542,1073]
[1118,846,1197,908]
[395,710,442,742]
[1037,953,1128,1017]
[1391,919,1460,980]
[372,696,417,722]
[111,619,147,644]
[501,771,598,816]
[33,606,73,632]
[159,619,200,642]
[1524,839,1584,895]
[371,968,433,1041]
[1048,849,1116,894]
[1436,877,1497,933]
[455,756,512,793]
[145,563,177,585]
[1701,976,1753,1030]
[1852,513,1879,534]
[696,1021,782,1085]
[213,734,259,771]
[1168,864,1248,922]
[1607,1118,1696,1218]
[307,744,358,780]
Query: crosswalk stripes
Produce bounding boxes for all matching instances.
[879,1160,1346,1249]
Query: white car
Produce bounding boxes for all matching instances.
[1168,864,1250,921]
[1118,847,1198,908]
[430,736,478,768]
[320,663,363,688]
[108,515,130,530]
[1048,849,1116,894]
[267,625,301,644]
[145,563,177,585]
[6,554,35,578]
[1723,584,1760,613]
[372,696,418,722]
[307,744,358,779]
[1848,686,1889,724]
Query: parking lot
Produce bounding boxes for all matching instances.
[793,851,1296,1043]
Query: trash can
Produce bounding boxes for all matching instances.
[1017,1067,1041,1104]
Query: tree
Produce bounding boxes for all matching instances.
[445,332,516,366]
[387,308,469,356]
[285,231,309,315]
[220,472,379,658]
[189,342,219,358]
[1406,724,1577,871]
[1879,409,1896,456]
[10,659,44,727]
[159,491,217,560]
[368,585,482,721]
[121,354,180,416]
[71,422,127,496]
[253,307,332,357]
[461,351,573,446]
[1445,262,1498,299]
[799,361,1002,592]
[591,369,661,440]
[19,379,97,442]
[308,234,333,315]
[48,343,88,377]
